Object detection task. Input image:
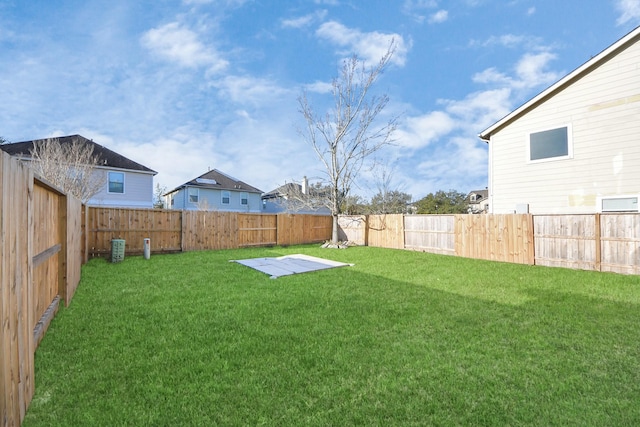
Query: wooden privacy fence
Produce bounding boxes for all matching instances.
[339,213,640,274]
[86,207,333,258]
[1,152,83,427]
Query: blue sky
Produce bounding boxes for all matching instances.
[1,0,639,201]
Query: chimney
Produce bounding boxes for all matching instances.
[302,176,308,194]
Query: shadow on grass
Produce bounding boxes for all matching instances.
[23,247,640,426]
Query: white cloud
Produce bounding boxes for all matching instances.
[304,80,333,93]
[472,67,511,85]
[471,33,531,49]
[403,0,438,9]
[512,51,561,89]
[396,111,457,149]
[428,10,449,24]
[616,0,640,25]
[210,75,292,106]
[526,7,536,16]
[282,10,327,28]
[183,0,248,5]
[141,22,228,72]
[316,20,410,67]
[472,50,560,91]
[441,88,513,132]
[402,0,438,23]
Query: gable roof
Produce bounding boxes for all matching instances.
[479,25,640,141]
[262,180,329,200]
[466,189,488,203]
[0,134,157,174]
[166,169,262,195]
[262,182,302,199]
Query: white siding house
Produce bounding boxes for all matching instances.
[165,169,263,213]
[0,135,157,208]
[480,26,640,214]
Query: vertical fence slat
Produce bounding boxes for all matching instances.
[1,152,35,426]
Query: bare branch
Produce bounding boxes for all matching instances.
[28,137,107,203]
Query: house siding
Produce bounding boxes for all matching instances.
[489,38,640,214]
[169,187,262,212]
[88,168,154,208]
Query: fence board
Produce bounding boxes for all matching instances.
[455,214,534,264]
[87,208,182,257]
[66,196,83,305]
[1,153,84,425]
[183,211,239,251]
[367,214,404,249]
[534,215,597,270]
[305,215,332,244]
[404,215,455,255]
[600,214,640,274]
[277,214,331,246]
[237,214,276,247]
[0,152,35,426]
[338,215,367,245]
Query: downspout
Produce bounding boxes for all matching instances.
[479,133,492,214]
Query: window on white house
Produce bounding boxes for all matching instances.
[601,196,638,212]
[470,194,477,202]
[108,172,125,194]
[241,192,248,205]
[188,188,199,203]
[222,191,230,204]
[529,126,571,161]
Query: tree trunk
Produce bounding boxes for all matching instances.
[332,214,339,244]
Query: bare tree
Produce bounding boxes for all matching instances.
[298,43,398,244]
[28,137,107,203]
[368,161,412,214]
[153,183,167,209]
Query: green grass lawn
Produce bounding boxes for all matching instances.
[23,245,640,426]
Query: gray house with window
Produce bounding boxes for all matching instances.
[0,135,157,208]
[164,169,263,212]
[479,26,640,214]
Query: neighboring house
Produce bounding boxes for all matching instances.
[261,177,331,215]
[479,25,640,214]
[466,189,489,214]
[165,169,263,212]
[0,135,157,208]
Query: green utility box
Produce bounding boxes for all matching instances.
[111,239,125,263]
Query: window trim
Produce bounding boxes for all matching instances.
[188,187,199,204]
[107,171,125,194]
[221,190,230,205]
[240,192,248,205]
[527,124,573,163]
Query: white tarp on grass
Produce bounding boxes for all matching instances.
[232,254,353,279]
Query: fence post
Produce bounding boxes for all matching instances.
[180,210,185,252]
[364,215,369,246]
[57,194,68,304]
[527,214,535,265]
[595,213,601,271]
